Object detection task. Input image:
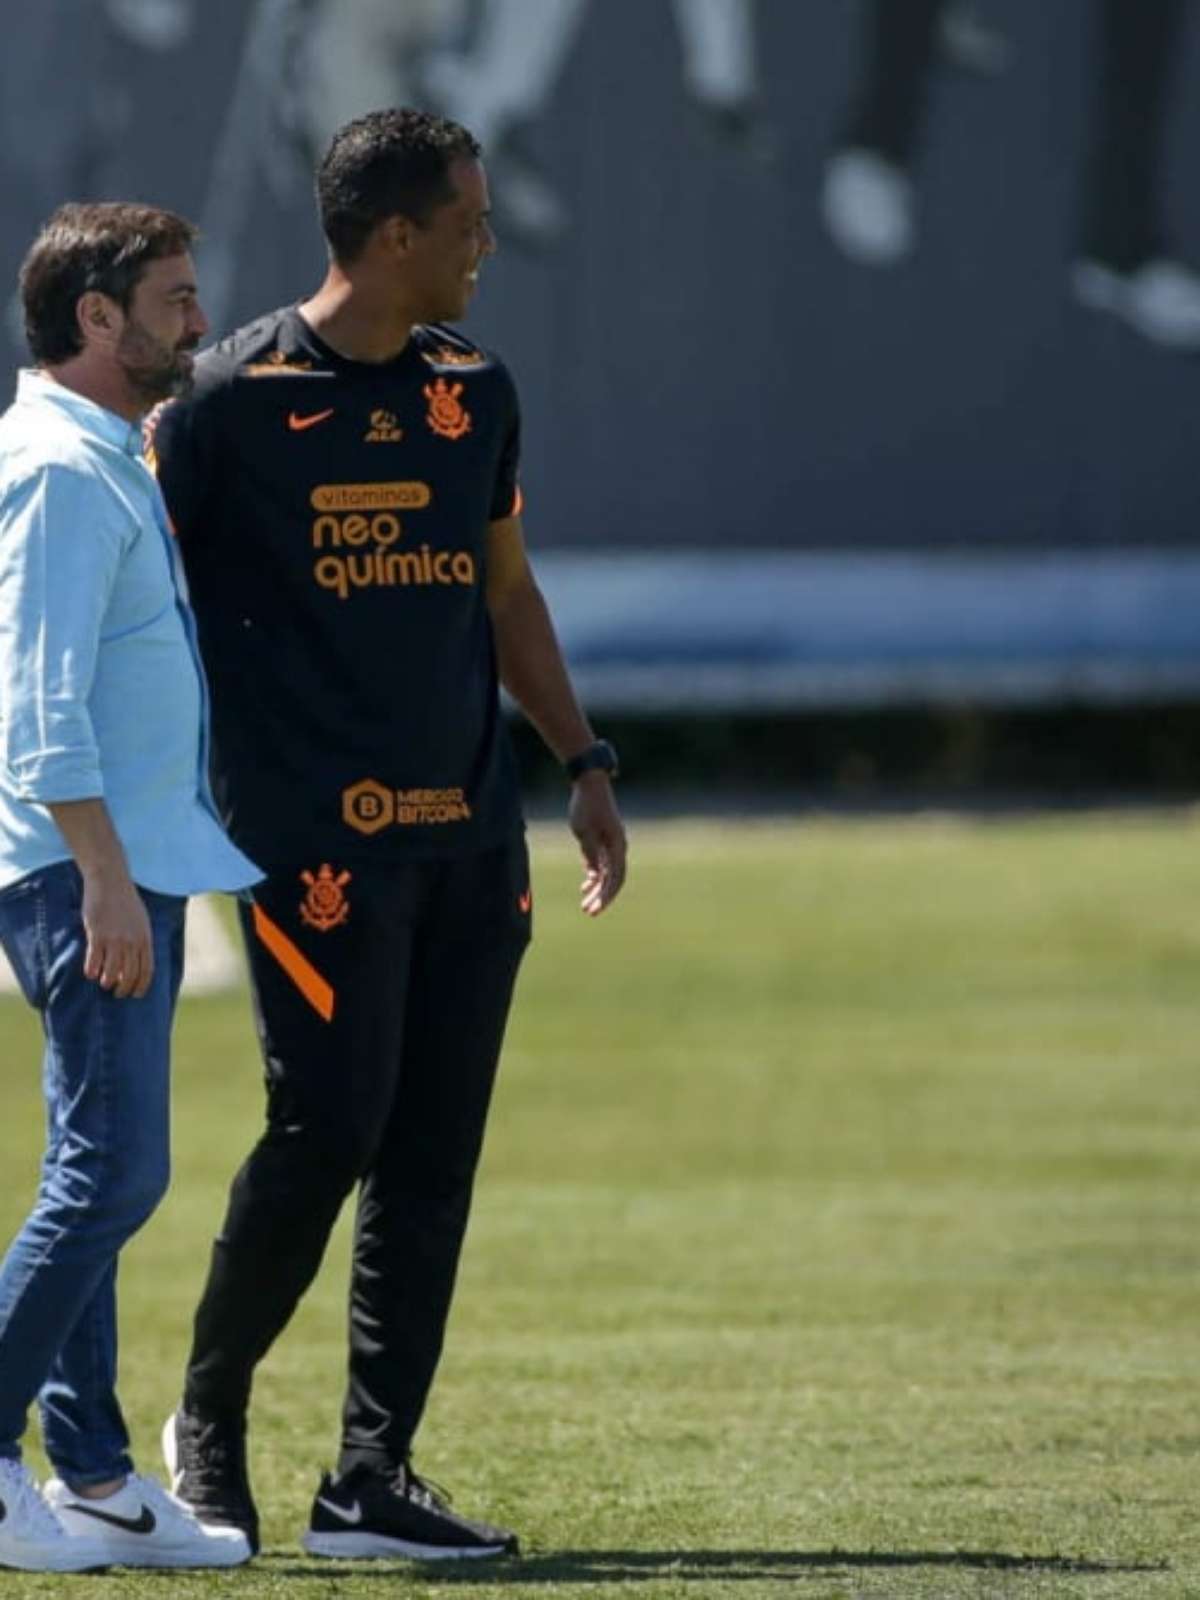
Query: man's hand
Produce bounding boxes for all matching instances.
[46,799,154,998]
[484,518,628,914]
[81,866,154,1000]
[569,774,627,916]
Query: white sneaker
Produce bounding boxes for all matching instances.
[104,0,194,51]
[822,148,917,267]
[45,1472,251,1568]
[1072,257,1200,350]
[490,144,569,248]
[939,2,1013,76]
[0,1459,107,1572]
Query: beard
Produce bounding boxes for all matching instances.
[116,319,198,406]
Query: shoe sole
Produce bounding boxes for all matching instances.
[80,1543,251,1569]
[303,1529,512,1561]
[0,1549,109,1573]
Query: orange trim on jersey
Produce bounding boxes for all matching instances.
[511,485,524,517]
[252,903,335,1022]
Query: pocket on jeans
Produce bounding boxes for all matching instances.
[5,859,84,910]
[0,876,42,1007]
[0,866,43,904]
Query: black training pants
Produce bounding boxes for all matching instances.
[1079,0,1186,271]
[182,839,531,1472]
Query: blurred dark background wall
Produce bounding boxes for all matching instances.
[3,1,1200,770]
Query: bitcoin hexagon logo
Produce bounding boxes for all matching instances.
[342,778,395,836]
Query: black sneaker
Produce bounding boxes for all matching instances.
[161,1407,260,1555]
[302,1462,518,1561]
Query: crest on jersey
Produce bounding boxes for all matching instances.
[243,351,315,377]
[365,408,404,443]
[299,864,351,931]
[424,378,471,440]
[424,343,486,369]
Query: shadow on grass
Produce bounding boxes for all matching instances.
[262,1548,1168,1584]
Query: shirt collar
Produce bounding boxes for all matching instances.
[17,368,145,458]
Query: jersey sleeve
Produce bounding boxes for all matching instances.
[488,372,522,522]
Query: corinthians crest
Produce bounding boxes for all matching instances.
[424,378,471,440]
[299,863,352,931]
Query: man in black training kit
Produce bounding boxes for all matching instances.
[151,108,627,1561]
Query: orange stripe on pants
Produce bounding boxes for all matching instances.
[251,903,335,1022]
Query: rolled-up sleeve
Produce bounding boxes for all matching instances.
[0,464,125,802]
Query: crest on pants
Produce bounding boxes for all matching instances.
[299,864,351,931]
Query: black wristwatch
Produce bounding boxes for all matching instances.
[564,738,619,782]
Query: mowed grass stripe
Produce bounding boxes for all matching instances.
[0,813,1197,1597]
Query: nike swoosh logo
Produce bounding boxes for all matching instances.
[316,1496,363,1525]
[66,1502,156,1535]
[288,408,335,432]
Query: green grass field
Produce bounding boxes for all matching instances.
[2,813,1200,1599]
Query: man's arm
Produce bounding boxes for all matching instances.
[486,515,626,915]
[0,467,152,996]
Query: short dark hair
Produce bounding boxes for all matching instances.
[20,201,198,365]
[316,108,482,264]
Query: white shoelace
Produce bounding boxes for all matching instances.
[0,1460,70,1541]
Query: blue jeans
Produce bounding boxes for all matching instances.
[0,859,185,1487]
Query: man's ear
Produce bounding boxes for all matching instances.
[378,213,416,258]
[76,290,120,348]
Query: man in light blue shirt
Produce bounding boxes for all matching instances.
[0,202,259,1574]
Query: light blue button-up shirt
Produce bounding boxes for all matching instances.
[0,369,260,895]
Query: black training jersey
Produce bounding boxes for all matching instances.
[151,307,524,865]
